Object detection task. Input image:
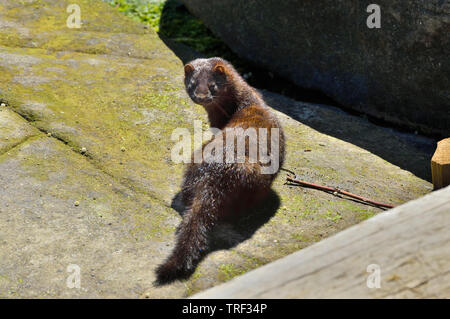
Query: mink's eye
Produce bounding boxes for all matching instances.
[209,83,217,94]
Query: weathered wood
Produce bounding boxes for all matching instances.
[432,138,450,189]
[192,186,450,298]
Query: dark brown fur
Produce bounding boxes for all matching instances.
[154,58,285,285]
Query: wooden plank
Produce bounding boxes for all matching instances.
[192,186,450,298]
[432,138,450,189]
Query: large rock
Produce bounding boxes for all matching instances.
[0,0,434,297]
[182,0,450,137]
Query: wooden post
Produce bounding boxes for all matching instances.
[431,138,450,190]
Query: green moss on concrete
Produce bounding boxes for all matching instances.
[358,211,377,221]
[0,45,206,203]
[234,251,268,270]
[217,264,246,282]
[184,270,204,296]
[322,210,343,223]
[1,0,148,35]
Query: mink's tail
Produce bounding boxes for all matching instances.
[154,192,219,285]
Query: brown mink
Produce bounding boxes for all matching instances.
[155,57,285,285]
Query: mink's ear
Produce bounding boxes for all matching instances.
[213,64,225,74]
[184,64,194,75]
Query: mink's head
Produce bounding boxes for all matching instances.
[184,58,233,105]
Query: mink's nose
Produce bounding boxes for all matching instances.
[194,87,209,98]
[194,86,212,102]
[195,92,208,99]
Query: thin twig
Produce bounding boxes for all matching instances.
[286,176,395,209]
[280,167,297,176]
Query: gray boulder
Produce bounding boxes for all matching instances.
[182,0,450,136]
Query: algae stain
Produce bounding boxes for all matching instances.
[322,210,342,223]
[217,264,246,282]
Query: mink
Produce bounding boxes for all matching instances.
[155,57,285,285]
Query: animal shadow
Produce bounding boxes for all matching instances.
[170,189,281,252]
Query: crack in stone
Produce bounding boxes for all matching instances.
[0,34,171,62]
[0,134,39,157]
[2,104,171,209]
